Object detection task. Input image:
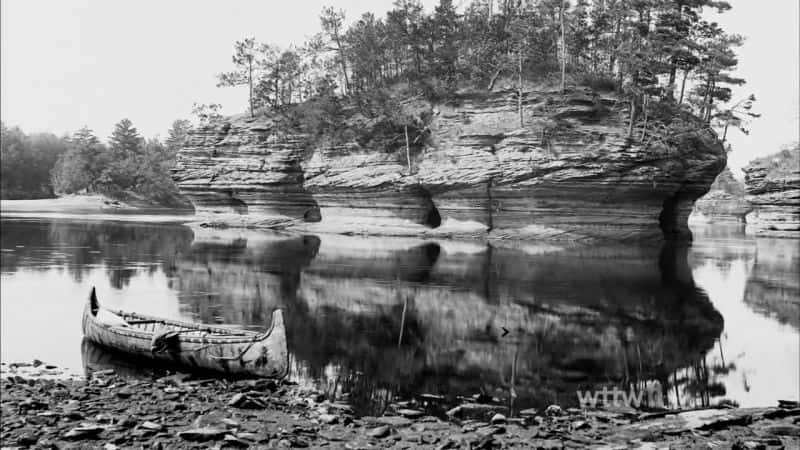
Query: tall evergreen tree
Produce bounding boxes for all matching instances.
[165,119,192,155]
[108,119,142,160]
[431,0,460,90]
[217,38,259,117]
[52,127,106,194]
[104,119,143,190]
[320,7,350,94]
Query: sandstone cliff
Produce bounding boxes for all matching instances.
[743,146,800,237]
[172,89,726,242]
[691,167,750,223]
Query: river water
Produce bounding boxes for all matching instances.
[1,217,797,416]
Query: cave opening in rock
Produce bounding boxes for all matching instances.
[421,194,442,228]
[303,206,322,222]
[659,194,678,239]
[659,191,695,241]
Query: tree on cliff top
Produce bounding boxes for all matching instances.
[217,38,259,117]
[320,7,350,94]
[712,94,759,143]
[213,0,752,149]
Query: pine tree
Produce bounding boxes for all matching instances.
[431,0,459,90]
[52,127,106,194]
[165,119,191,155]
[320,7,350,94]
[104,119,143,191]
[689,22,744,123]
[108,119,142,160]
[70,126,100,147]
[217,38,258,116]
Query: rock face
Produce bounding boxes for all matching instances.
[691,167,750,223]
[743,146,800,236]
[172,89,726,242]
[171,119,319,219]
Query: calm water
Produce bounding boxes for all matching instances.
[1,217,797,415]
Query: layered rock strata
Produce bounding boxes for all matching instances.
[172,119,319,219]
[691,167,750,223]
[173,89,726,242]
[743,146,800,237]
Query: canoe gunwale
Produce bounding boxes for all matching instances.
[100,309,276,344]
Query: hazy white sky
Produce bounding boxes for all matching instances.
[1,0,797,175]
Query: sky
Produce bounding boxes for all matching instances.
[1,0,797,176]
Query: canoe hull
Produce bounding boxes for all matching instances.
[81,301,288,379]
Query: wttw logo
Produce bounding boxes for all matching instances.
[576,386,664,409]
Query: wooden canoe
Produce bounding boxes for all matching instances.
[81,287,288,379]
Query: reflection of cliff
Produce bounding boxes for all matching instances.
[688,224,757,277]
[744,238,800,329]
[0,219,194,288]
[173,229,723,412]
[173,229,320,327]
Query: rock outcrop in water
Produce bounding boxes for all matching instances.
[691,167,750,223]
[172,89,726,242]
[742,146,800,237]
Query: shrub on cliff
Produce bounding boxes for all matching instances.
[281,84,432,162]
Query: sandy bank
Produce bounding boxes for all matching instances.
[1,195,195,223]
[1,195,141,213]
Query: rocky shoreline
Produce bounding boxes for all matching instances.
[2,360,799,449]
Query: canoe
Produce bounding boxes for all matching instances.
[81,287,288,379]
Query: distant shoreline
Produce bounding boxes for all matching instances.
[0,195,194,222]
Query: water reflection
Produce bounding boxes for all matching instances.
[0,218,193,288]
[1,218,797,415]
[743,238,800,329]
[688,224,799,409]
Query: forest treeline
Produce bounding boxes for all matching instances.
[0,120,190,205]
[213,0,757,142]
